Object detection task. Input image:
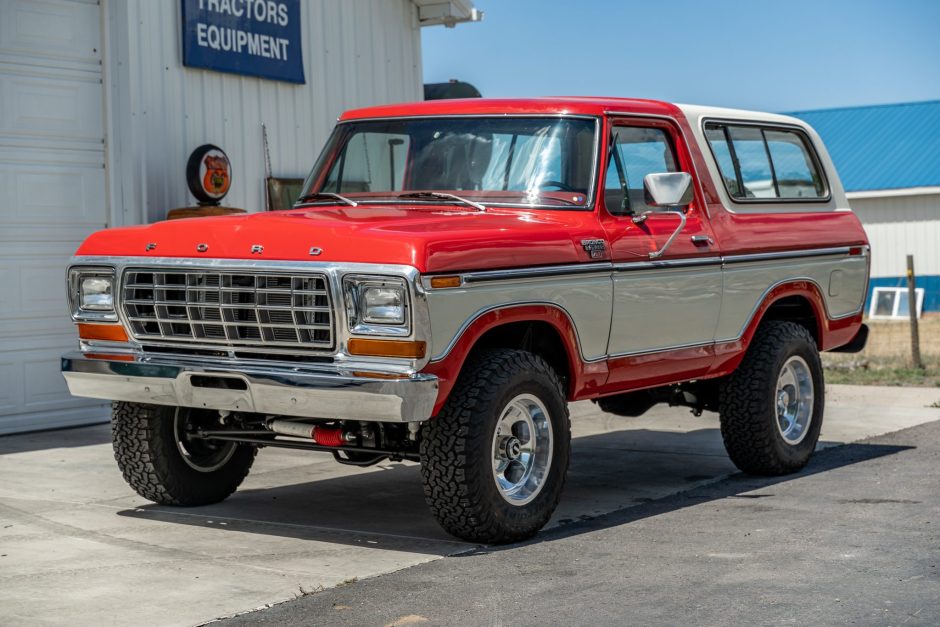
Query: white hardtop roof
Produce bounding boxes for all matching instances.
[673,103,848,210]
[676,103,810,129]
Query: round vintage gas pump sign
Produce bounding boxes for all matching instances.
[186,144,232,204]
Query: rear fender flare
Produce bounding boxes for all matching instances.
[712,279,861,374]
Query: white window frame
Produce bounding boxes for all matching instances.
[868,287,924,320]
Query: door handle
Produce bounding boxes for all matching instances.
[691,235,714,246]
[633,210,687,259]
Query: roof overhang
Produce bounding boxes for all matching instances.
[846,186,940,200]
[412,0,483,28]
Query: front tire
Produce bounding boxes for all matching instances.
[111,402,256,505]
[420,349,571,544]
[719,321,825,475]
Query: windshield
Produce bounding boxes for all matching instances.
[301,117,598,208]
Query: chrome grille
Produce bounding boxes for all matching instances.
[121,269,334,349]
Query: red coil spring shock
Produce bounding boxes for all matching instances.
[312,426,345,447]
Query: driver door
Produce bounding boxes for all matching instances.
[600,117,723,389]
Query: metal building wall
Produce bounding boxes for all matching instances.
[850,193,940,278]
[849,192,940,311]
[0,0,111,435]
[106,0,423,225]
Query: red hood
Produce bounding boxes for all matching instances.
[75,205,607,273]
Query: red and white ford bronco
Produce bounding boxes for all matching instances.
[62,98,870,543]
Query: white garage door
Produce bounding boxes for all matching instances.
[0,0,109,434]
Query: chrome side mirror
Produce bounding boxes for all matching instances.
[643,172,693,208]
[633,172,693,260]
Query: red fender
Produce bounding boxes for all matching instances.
[420,304,608,415]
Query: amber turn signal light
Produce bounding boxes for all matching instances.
[77,323,129,343]
[430,276,462,289]
[84,353,135,362]
[351,371,409,380]
[347,338,426,359]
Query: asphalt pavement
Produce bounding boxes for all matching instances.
[1,384,937,626]
[225,418,940,627]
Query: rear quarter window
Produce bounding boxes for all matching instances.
[703,122,828,202]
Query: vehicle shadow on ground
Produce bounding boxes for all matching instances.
[115,426,914,554]
[501,438,916,553]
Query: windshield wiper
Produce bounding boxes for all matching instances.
[295,191,359,207]
[396,191,486,212]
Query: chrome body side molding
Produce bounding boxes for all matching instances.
[721,246,856,265]
[432,246,863,286]
[460,262,612,284]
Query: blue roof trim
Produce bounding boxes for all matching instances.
[786,100,940,193]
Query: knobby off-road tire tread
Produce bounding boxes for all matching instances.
[420,349,570,544]
[111,401,256,505]
[718,320,824,476]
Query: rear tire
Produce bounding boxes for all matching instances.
[420,349,571,544]
[719,321,824,475]
[111,402,256,505]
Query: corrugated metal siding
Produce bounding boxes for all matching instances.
[0,0,110,434]
[789,100,940,192]
[114,0,423,223]
[850,193,940,278]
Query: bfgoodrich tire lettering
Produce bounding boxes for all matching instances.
[719,321,825,476]
[420,349,571,544]
[111,401,256,505]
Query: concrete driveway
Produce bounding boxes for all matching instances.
[1,384,938,626]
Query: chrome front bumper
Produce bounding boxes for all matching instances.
[61,352,439,423]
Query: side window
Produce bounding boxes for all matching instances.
[704,126,739,197]
[323,132,411,193]
[727,126,775,198]
[605,126,678,215]
[704,122,828,201]
[764,130,826,198]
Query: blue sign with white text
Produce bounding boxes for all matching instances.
[181,0,305,84]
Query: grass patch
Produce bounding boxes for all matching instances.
[822,316,939,387]
[824,365,940,387]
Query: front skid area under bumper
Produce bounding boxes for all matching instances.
[61,352,439,423]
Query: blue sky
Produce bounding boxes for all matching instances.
[422,0,940,112]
